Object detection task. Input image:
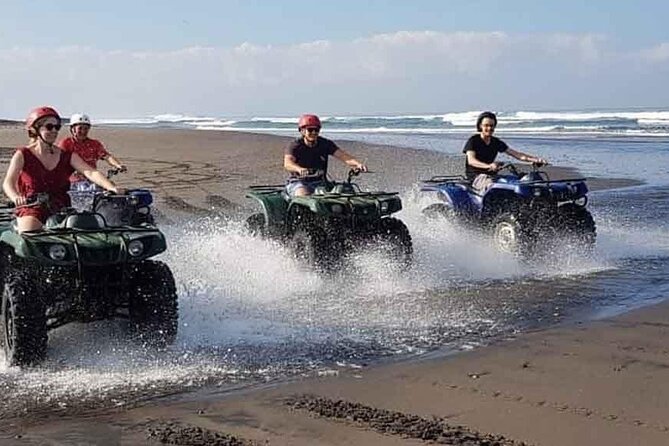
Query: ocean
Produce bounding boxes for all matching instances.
[100,109,669,182]
[2,109,669,417]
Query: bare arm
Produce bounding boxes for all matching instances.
[2,151,26,204]
[284,154,309,176]
[506,147,547,164]
[105,154,125,170]
[71,153,119,193]
[466,150,499,172]
[332,149,367,171]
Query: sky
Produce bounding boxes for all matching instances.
[1,0,668,118]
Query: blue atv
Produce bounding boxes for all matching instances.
[68,168,155,226]
[421,162,596,257]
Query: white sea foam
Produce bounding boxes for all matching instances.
[512,110,669,123]
[98,109,669,137]
[250,116,300,123]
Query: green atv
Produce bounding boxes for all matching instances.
[246,169,413,270]
[0,192,178,367]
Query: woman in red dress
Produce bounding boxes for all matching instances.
[2,106,120,233]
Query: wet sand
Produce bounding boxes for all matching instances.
[0,126,663,446]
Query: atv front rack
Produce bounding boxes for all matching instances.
[247,184,399,198]
[514,177,588,186]
[318,191,399,198]
[22,226,161,236]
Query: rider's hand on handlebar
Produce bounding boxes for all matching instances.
[489,162,504,172]
[107,186,126,195]
[297,167,311,177]
[13,195,28,206]
[353,162,368,173]
[119,165,128,173]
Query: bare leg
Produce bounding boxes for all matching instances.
[16,215,43,233]
[472,174,494,193]
[293,186,311,197]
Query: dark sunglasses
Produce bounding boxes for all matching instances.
[42,123,62,131]
[305,127,320,133]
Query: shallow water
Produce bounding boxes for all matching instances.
[1,136,669,419]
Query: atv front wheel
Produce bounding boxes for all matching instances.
[1,270,47,367]
[128,260,178,348]
[491,212,533,258]
[371,217,413,267]
[291,224,331,270]
[556,204,597,251]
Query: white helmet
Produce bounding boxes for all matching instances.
[69,113,91,127]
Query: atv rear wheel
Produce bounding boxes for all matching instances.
[556,204,596,251]
[1,269,47,367]
[491,212,534,258]
[371,217,413,268]
[422,203,456,221]
[129,260,178,348]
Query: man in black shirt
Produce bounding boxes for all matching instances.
[463,111,547,192]
[284,114,367,196]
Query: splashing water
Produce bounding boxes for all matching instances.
[2,186,669,417]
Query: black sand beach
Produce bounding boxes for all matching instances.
[0,125,663,446]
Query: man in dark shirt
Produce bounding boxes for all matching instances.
[284,114,367,196]
[463,111,547,192]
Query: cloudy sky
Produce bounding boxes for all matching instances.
[1,0,668,119]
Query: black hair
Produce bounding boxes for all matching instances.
[476,111,497,132]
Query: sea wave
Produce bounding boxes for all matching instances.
[97,109,669,137]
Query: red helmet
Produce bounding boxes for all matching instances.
[298,114,321,129]
[25,106,61,130]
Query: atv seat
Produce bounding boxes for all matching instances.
[63,213,106,230]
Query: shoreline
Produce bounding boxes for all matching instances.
[3,298,668,445]
[0,126,662,445]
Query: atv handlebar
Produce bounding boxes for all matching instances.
[495,162,520,176]
[496,161,549,176]
[346,168,373,183]
[6,193,50,209]
[295,169,326,181]
[107,166,127,178]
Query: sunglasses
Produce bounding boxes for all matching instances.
[42,123,62,131]
[305,127,320,133]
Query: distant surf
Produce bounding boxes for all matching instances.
[97,109,669,137]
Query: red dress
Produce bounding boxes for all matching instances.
[15,147,74,223]
[59,137,108,182]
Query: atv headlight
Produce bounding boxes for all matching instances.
[574,196,588,206]
[330,204,345,214]
[48,244,67,261]
[127,239,144,257]
[532,188,543,197]
[137,206,150,215]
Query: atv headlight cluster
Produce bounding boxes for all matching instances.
[127,239,144,257]
[329,203,345,214]
[48,244,67,261]
[574,196,588,206]
[379,199,400,214]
